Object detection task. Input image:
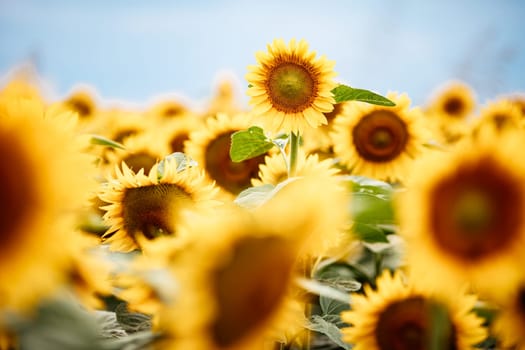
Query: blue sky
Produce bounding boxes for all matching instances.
[0,0,524,107]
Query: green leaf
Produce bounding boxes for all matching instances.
[115,303,152,334]
[234,184,275,209]
[428,302,454,350]
[89,135,125,150]
[351,192,395,225]
[332,84,396,106]
[296,278,350,304]
[343,175,393,197]
[305,315,351,350]
[319,294,351,316]
[230,126,274,162]
[352,222,389,243]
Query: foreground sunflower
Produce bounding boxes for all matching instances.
[331,92,429,183]
[398,129,525,296]
[185,113,268,200]
[155,203,315,350]
[246,38,337,134]
[0,99,95,313]
[341,271,487,350]
[99,158,219,252]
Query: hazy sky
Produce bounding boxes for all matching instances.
[1,0,524,107]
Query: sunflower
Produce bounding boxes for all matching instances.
[398,129,525,297]
[61,232,113,309]
[205,77,243,117]
[246,38,337,134]
[0,98,96,313]
[251,150,339,187]
[331,92,429,183]
[492,281,525,350]
[341,271,487,350]
[63,88,98,120]
[155,203,312,350]
[99,158,219,252]
[185,113,268,200]
[471,98,522,135]
[145,97,193,121]
[424,81,476,145]
[103,133,170,175]
[150,117,203,155]
[302,101,348,154]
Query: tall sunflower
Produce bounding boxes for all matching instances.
[185,113,268,200]
[331,92,429,183]
[246,38,337,134]
[398,129,525,296]
[99,158,219,252]
[0,98,96,313]
[341,271,487,350]
[155,203,315,350]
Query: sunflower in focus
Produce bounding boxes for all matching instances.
[99,158,219,252]
[185,113,268,200]
[155,204,312,350]
[398,129,525,296]
[251,150,339,187]
[246,38,337,134]
[0,99,95,313]
[331,92,429,183]
[341,271,487,350]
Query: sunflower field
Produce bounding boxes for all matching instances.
[1,38,525,350]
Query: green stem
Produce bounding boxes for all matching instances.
[289,132,300,177]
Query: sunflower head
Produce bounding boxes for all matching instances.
[492,281,525,349]
[100,158,219,252]
[426,80,476,121]
[246,38,337,134]
[331,92,429,182]
[399,129,525,294]
[472,98,522,135]
[63,89,98,120]
[341,271,487,350]
[185,113,268,200]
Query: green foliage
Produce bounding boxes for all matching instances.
[230,126,275,162]
[157,152,197,179]
[234,184,275,209]
[332,84,396,106]
[89,135,125,150]
[305,316,351,350]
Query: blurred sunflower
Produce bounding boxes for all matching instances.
[151,117,203,155]
[0,99,95,313]
[251,150,339,187]
[424,81,476,145]
[471,98,522,135]
[341,271,487,350]
[145,98,192,121]
[63,89,98,121]
[156,204,311,350]
[205,78,243,117]
[99,158,218,252]
[104,133,170,175]
[331,92,429,183]
[185,113,268,200]
[246,38,337,134]
[93,108,151,144]
[398,129,525,296]
[492,282,525,350]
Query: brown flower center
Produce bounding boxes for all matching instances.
[0,133,38,254]
[267,62,316,113]
[517,287,525,317]
[352,110,409,162]
[122,184,192,240]
[430,157,523,261]
[324,102,344,123]
[443,97,464,117]
[169,133,189,153]
[67,98,92,118]
[122,152,158,173]
[375,297,456,350]
[210,236,295,348]
[205,132,265,195]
